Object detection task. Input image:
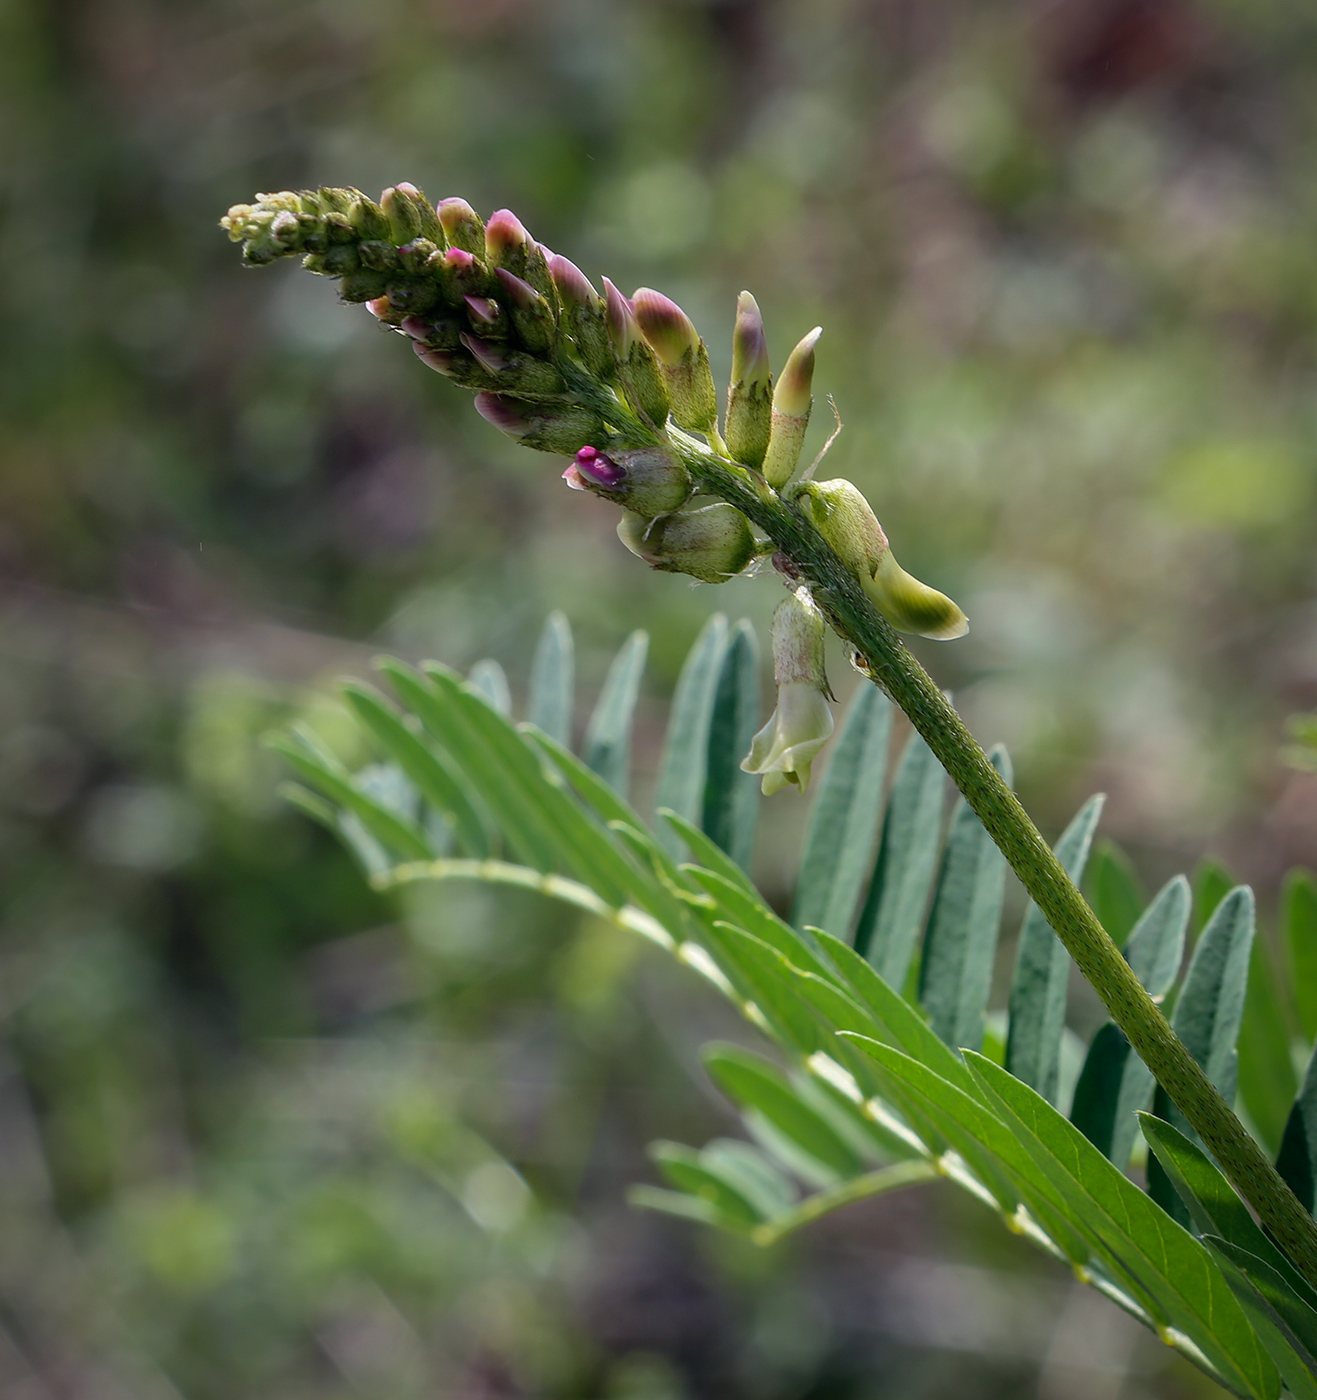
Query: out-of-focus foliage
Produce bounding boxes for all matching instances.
[5,0,1317,1394]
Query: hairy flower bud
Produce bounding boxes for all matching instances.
[484,209,554,299]
[494,267,556,355]
[724,292,773,470]
[463,295,508,337]
[350,196,390,242]
[437,198,485,256]
[761,327,821,489]
[616,503,755,583]
[741,590,834,794]
[437,247,493,302]
[603,280,670,427]
[797,479,968,640]
[632,288,717,435]
[458,333,566,396]
[475,394,606,454]
[562,445,690,516]
[550,255,613,380]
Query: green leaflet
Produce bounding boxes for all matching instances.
[1277,1043,1317,1215]
[380,659,558,871]
[1140,1113,1317,1326]
[965,1054,1279,1400]
[1239,934,1298,1158]
[696,923,821,1055]
[701,619,761,872]
[424,663,638,905]
[654,614,728,858]
[1084,839,1146,949]
[267,726,434,864]
[680,864,835,981]
[467,657,511,714]
[1206,1243,1317,1400]
[919,744,1012,1053]
[854,730,944,987]
[527,611,574,748]
[340,681,491,857]
[1173,885,1255,1085]
[699,1138,798,1220]
[1005,795,1105,1105]
[704,1045,866,1184]
[1126,874,1192,998]
[650,1141,764,1230]
[1149,885,1255,1226]
[582,629,648,800]
[1286,870,1317,1042]
[792,684,892,943]
[1070,875,1189,1166]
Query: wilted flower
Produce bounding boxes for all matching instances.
[741,590,834,795]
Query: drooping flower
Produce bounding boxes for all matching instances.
[741,590,834,795]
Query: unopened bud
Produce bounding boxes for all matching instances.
[564,445,690,516]
[382,185,422,243]
[741,590,834,795]
[437,247,492,302]
[463,295,508,337]
[603,280,671,427]
[603,278,638,357]
[631,288,698,366]
[483,209,552,297]
[339,269,391,303]
[350,196,389,242]
[632,288,718,434]
[797,479,967,640]
[494,267,556,355]
[550,255,613,379]
[383,277,439,318]
[458,333,566,395]
[616,503,754,583]
[476,394,606,454]
[761,327,821,489]
[438,198,485,256]
[396,238,438,274]
[724,291,772,470]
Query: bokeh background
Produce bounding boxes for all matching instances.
[5,0,1317,1394]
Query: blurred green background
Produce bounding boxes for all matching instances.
[4,0,1317,1394]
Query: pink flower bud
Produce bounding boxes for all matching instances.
[631,288,699,367]
[602,278,638,356]
[731,291,770,388]
[413,343,459,375]
[494,266,538,311]
[437,197,484,256]
[485,208,531,265]
[549,255,600,309]
[474,392,532,437]
[459,332,509,375]
[463,296,505,334]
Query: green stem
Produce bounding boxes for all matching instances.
[675,443,1317,1291]
[750,1159,939,1246]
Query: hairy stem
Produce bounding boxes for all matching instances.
[675,442,1317,1290]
